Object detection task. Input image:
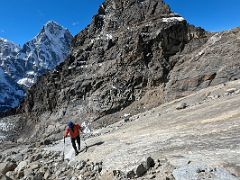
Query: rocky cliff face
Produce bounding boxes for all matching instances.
[0,21,73,112]
[20,0,239,131]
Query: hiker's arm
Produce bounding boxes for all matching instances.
[76,124,82,133]
[64,128,70,137]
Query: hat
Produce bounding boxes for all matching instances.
[67,121,74,128]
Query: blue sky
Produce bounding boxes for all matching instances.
[165,0,240,32]
[0,0,239,45]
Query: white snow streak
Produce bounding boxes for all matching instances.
[162,17,185,23]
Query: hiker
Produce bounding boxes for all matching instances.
[64,121,82,155]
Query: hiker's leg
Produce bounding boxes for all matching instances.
[76,135,80,151]
[71,138,78,153]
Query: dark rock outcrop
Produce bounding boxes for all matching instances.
[15,0,240,138]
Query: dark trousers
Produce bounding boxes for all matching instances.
[71,135,80,152]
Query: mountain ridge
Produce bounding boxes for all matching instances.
[0,0,240,179]
[0,21,73,112]
[19,0,209,128]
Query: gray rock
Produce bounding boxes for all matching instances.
[93,162,102,173]
[0,162,17,175]
[5,171,15,180]
[33,172,44,180]
[41,139,52,145]
[127,170,135,179]
[176,102,187,110]
[146,157,155,169]
[11,154,24,162]
[44,169,51,179]
[23,168,34,179]
[135,163,147,177]
[226,88,237,94]
[16,171,24,179]
[15,160,28,173]
[0,172,12,180]
[33,154,42,161]
[70,177,78,180]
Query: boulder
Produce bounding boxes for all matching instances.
[40,139,52,145]
[127,170,136,179]
[0,172,12,180]
[0,162,17,175]
[11,153,24,162]
[44,169,51,179]
[5,171,15,180]
[33,154,42,161]
[33,172,44,180]
[226,88,237,94]
[15,160,28,173]
[146,156,155,169]
[176,102,187,110]
[135,163,147,177]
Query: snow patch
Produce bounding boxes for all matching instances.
[26,71,36,76]
[0,122,15,132]
[208,33,222,45]
[17,78,35,88]
[105,33,113,40]
[162,17,185,23]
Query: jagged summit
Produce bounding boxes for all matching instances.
[0,37,9,42]
[0,38,20,56]
[44,20,62,28]
[0,21,73,112]
[40,20,71,40]
[18,20,73,72]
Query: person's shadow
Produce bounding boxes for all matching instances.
[81,141,104,153]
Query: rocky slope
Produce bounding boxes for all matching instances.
[0,21,73,112]
[0,79,240,179]
[0,0,240,179]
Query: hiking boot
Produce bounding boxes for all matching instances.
[75,151,79,156]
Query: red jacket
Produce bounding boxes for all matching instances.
[64,124,81,138]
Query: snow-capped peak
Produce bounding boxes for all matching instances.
[44,20,66,30]
[0,21,73,112]
[0,38,20,53]
[0,37,8,42]
[38,20,71,40]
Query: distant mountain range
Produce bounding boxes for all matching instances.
[0,21,73,112]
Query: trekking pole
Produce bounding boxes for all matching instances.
[62,136,65,161]
[82,136,88,152]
